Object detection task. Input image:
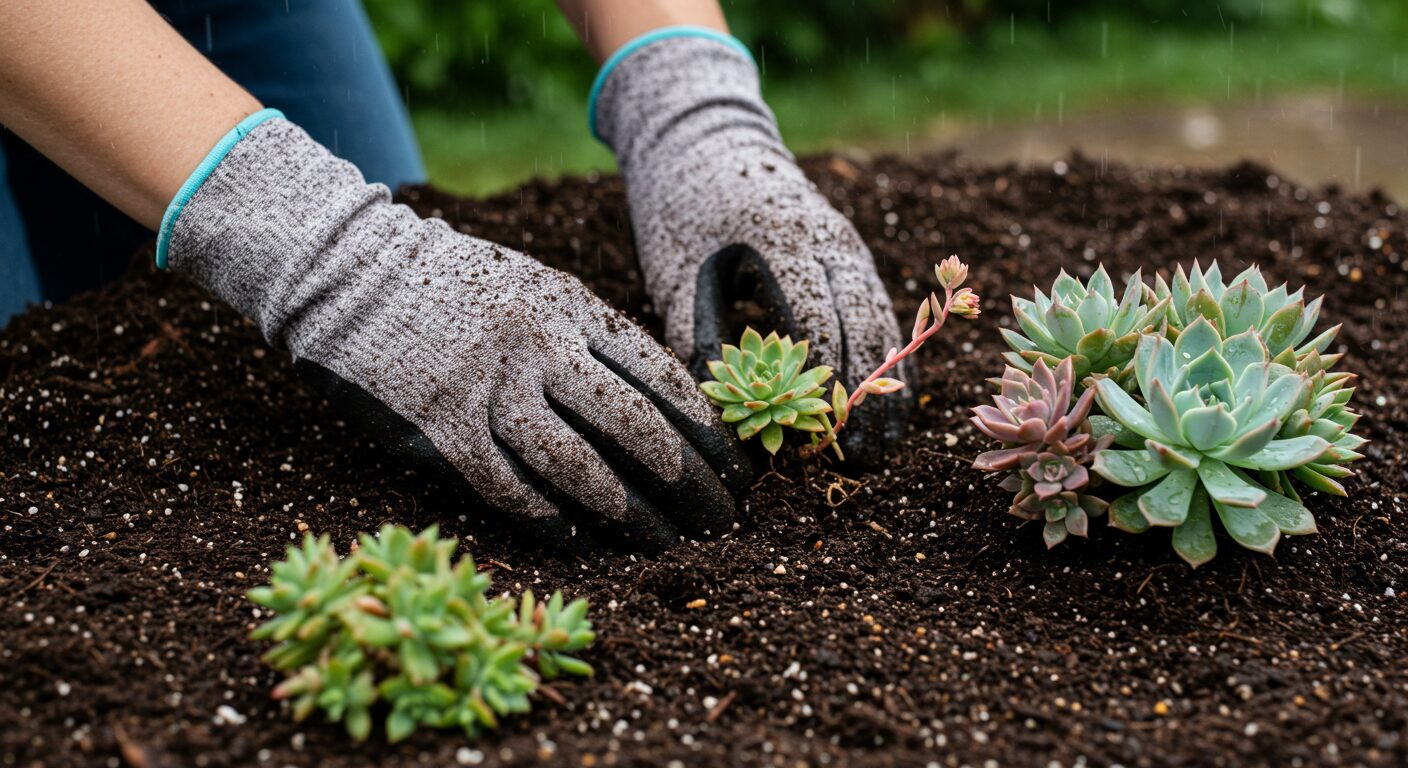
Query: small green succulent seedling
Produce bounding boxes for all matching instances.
[248,525,593,742]
[971,357,1114,548]
[702,256,979,461]
[699,327,841,457]
[1003,265,1169,389]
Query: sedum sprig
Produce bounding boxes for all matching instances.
[806,256,980,458]
[701,256,978,461]
[248,525,593,742]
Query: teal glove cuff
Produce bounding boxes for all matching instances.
[586,26,753,143]
[155,107,285,269]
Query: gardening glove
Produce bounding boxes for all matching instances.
[592,29,912,464]
[156,110,750,552]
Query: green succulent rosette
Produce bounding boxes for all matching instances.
[1090,320,1336,567]
[1003,265,1170,389]
[1154,259,1340,367]
[699,327,838,456]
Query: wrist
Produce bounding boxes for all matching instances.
[155,108,285,269]
[166,117,412,346]
[589,27,759,146]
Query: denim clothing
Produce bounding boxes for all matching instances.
[0,0,424,323]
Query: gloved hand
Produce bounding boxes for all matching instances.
[593,30,911,463]
[159,112,750,552]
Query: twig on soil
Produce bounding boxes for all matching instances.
[751,454,792,490]
[111,723,173,768]
[705,690,737,724]
[13,559,60,597]
[893,685,919,713]
[822,473,864,507]
[915,449,982,465]
[1330,632,1365,652]
[1216,630,1263,646]
[536,683,566,707]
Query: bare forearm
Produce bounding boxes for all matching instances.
[0,0,260,229]
[555,0,727,62]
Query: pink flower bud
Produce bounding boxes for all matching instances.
[950,287,981,318]
[935,255,969,289]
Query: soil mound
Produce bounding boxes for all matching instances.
[2,153,1404,766]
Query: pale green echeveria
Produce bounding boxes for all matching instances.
[1003,265,1169,389]
[1154,259,1340,370]
[1266,353,1367,498]
[1090,319,1332,567]
[699,327,835,455]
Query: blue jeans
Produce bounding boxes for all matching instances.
[0,0,424,324]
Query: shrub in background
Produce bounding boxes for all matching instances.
[248,525,593,742]
[360,0,1386,109]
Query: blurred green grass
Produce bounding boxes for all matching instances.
[414,17,1408,196]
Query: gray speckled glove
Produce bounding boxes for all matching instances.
[593,31,911,462]
[164,116,749,552]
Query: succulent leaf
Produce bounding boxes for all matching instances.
[1195,459,1267,509]
[1138,468,1198,527]
[1093,448,1171,487]
[1109,489,1152,534]
[1171,487,1217,568]
[1212,499,1281,554]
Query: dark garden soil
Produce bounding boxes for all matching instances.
[2,153,1406,768]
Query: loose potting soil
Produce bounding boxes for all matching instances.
[1,153,1405,767]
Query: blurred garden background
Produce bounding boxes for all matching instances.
[363,0,1408,199]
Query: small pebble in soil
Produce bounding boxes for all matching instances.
[213,705,247,726]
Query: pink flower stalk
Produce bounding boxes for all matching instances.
[805,256,979,459]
